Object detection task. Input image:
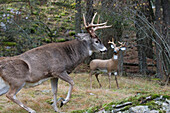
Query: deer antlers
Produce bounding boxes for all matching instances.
[118,41,126,48]
[108,38,116,47]
[83,12,112,37]
[108,38,126,48]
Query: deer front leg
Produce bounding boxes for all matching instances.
[58,71,74,105]
[114,72,119,89]
[50,78,59,112]
[108,72,112,89]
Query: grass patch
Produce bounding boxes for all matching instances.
[0,73,169,112]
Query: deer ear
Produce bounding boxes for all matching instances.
[120,47,126,51]
[111,45,114,49]
[77,33,90,40]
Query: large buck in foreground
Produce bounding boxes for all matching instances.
[0,13,111,113]
[89,38,126,89]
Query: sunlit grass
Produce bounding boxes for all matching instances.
[0,73,169,113]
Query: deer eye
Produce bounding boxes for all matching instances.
[95,40,99,43]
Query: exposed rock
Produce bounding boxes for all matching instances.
[129,106,150,113]
[115,102,132,108]
[162,102,170,112]
[80,95,170,113]
[150,110,159,113]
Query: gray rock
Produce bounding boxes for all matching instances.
[150,110,159,113]
[165,99,170,104]
[97,109,108,113]
[116,102,132,108]
[162,102,170,112]
[129,106,150,113]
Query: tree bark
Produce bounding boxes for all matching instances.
[135,0,150,75]
[75,0,81,34]
[162,0,170,77]
[86,0,94,23]
[155,0,164,79]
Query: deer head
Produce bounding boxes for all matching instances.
[108,38,126,55]
[78,12,112,54]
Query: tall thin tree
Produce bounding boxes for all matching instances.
[75,0,81,34]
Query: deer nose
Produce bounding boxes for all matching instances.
[100,47,107,52]
[114,51,117,54]
[100,47,107,53]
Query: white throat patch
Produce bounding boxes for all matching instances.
[114,55,118,59]
[89,50,93,56]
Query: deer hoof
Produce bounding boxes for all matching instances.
[57,97,65,108]
[60,101,64,108]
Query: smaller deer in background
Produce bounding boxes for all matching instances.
[89,38,126,89]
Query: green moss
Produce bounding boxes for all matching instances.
[60,12,66,16]
[144,100,161,110]
[86,106,100,113]
[55,15,61,18]
[43,38,51,43]
[32,11,39,15]
[1,42,16,46]
[71,110,86,113]
[45,99,53,105]
[163,95,170,99]
[69,31,75,36]
[55,38,66,42]
[7,7,12,11]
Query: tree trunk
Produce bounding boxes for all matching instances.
[75,0,81,34]
[162,0,170,77]
[136,32,148,75]
[135,0,150,75]
[155,0,164,79]
[86,0,94,23]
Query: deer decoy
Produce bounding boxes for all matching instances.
[89,38,126,89]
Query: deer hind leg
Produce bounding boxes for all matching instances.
[95,73,102,88]
[50,78,59,112]
[89,70,96,88]
[58,71,74,105]
[6,83,36,113]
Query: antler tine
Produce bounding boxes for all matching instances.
[93,24,112,31]
[112,38,114,42]
[83,13,87,28]
[97,15,100,24]
[83,12,112,35]
[91,12,97,25]
[108,38,116,46]
[118,41,126,47]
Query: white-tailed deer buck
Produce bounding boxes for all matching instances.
[0,12,111,113]
[89,38,126,89]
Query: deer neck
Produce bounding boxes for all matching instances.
[112,54,119,61]
[63,39,90,72]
